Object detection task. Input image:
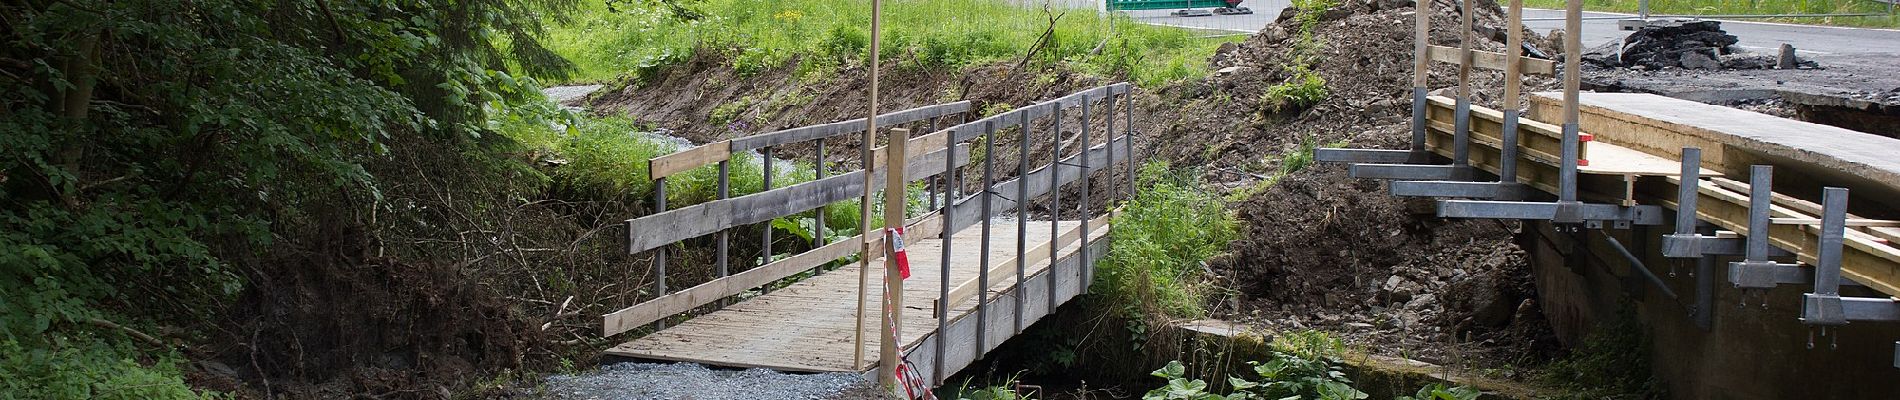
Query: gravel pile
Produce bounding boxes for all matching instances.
[539,362,884,400]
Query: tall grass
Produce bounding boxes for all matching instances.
[1096,162,1239,318]
[1525,0,1898,28]
[542,0,1243,86]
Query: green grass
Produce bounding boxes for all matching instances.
[542,0,1242,86]
[1525,0,1898,28]
[1096,162,1239,319]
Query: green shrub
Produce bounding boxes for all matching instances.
[0,338,207,399]
[1097,162,1238,318]
[1145,331,1479,400]
[1144,330,1367,400]
[1264,67,1329,110]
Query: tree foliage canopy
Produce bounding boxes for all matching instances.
[1,0,577,395]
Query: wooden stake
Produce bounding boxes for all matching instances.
[879,127,907,395]
[852,0,883,373]
[1564,0,1582,125]
[1505,0,1523,110]
[1413,0,1431,89]
[1457,0,1473,100]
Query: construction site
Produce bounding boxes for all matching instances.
[9,0,1900,398]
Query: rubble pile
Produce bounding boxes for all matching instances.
[1585,19,1817,70]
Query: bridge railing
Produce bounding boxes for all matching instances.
[598,83,1143,375]
[603,101,972,337]
[904,82,1137,383]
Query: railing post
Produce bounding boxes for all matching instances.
[1016,109,1031,334]
[935,121,956,385]
[1049,104,1063,311]
[1106,90,1116,202]
[1125,87,1136,199]
[815,142,827,249]
[762,146,775,264]
[977,119,995,355]
[717,161,731,305]
[929,116,941,210]
[652,176,668,330]
[1079,95,1093,293]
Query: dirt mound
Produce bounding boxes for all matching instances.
[1151,0,1562,368]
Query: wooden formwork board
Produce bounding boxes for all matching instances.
[1528,92,1900,212]
[1420,99,1713,205]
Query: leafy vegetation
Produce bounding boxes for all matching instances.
[1226,135,1345,202]
[0,0,587,393]
[1524,0,1898,28]
[1537,312,1661,398]
[543,0,1243,86]
[1397,383,1484,400]
[1264,0,1334,111]
[1097,162,1239,319]
[1143,331,1481,400]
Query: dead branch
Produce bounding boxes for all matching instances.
[85,317,166,348]
[1013,5,1067,73]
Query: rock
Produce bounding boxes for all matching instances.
[1777,43,1797,69]
[1216,66,1246,75]
[1259,25,1289,44]
[1374,0,1412,11]
[1679,51,1719,70]
[1584,19,1741,70]
[1406,293,1437,310]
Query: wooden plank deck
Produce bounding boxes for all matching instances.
[605,218,1103,373]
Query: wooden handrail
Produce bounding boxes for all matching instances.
[648,101,972,180]
[603,212,945,337]
[1426,45,1556,76]
[626,143,969,254]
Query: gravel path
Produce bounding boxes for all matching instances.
[539,362,886,400]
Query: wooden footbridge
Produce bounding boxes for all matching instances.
[599,84,1138,389]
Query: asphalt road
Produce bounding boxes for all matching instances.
[1049,0,1900,57]
[1518,9,1900,56]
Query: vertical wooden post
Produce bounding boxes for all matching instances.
[1078,96,1092,292]
[815,143,827,249]
[852,0,883,371]
[1410,0,1432,156]
[762,146,775,261]
[1559,0,1582,203]
[1452,0,1474,176]
[1015,110,1030,334]
[652,177,668,330]
[717,161,730,306]
[1499,0,1524,187]
[1047,107,1062,311]
[879,127,907,394]
[861,0,888,389]
[977,120,994,353]
[1125,88,1135,198]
